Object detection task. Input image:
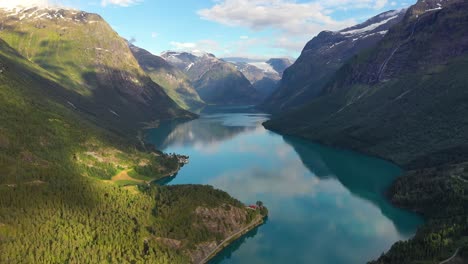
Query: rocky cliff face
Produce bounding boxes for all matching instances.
[0,7,192,133]
[130,44,204,111]
[261,9,406,112]
[161,51,261,105]
[189,205,256,263]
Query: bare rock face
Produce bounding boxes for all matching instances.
[188,205,250,263]
[154,237,182,250]
[189,241,218,263]
[194,205,248,234]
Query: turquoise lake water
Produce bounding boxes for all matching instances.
[147,106,423,264]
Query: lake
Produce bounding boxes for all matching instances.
[147,106,423,264]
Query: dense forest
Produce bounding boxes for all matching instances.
[370,163,468,264]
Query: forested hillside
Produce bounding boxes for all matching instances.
[0,8,263,263]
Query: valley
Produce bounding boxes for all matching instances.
[1,0,468,263]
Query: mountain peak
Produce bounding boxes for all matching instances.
[0,6,97,23]
[408,0,463,17]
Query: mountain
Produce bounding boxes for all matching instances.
[129,44,204,111]
[0,6,265,264]
[161,51,261,105]
[265,0,468,262]
[226,58,292,99]
[261,9,406,112]
[266,58,292,76]
[0,6,193,134]
[233,62,280,99]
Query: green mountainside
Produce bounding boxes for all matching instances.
[265,1,468,263]
[0,7,193,134]
[0,7,263,263]
[130,44,205,111]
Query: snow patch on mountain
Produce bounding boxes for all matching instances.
[247,62,277,74]
[341,15,399,35]
[1,6,88,23]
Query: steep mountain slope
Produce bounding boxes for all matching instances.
[0,7,192,133]
[129,44,204,111]
[265,1,468,262]
[162,51,261,105]
[0,20,264,264]
[261,9,406,112]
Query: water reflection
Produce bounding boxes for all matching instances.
[148,113,267,150]
[147,107,423,264]
[282,137,422,236]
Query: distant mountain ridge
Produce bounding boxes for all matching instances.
[261,8,406,112]
[224,57,292,99]
[130,44,204,111]
[161,51,261,105]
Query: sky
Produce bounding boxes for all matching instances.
[0,0,415,60]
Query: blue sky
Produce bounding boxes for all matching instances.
[4,0,416,59]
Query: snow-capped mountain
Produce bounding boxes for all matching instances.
[0,5,94,24]
[225,58,292,99]
[130,46,205,111]
[161,51,261,105]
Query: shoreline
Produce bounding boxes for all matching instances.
[199,215,266,264]
[148,162,181,185]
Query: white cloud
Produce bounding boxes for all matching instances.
[0,0,54,8]
[197,0,392,56]
[272,36,309,52]
[151,32,158,38]
[198,0,366,37]
[169,39,222,53]
[170,41,197,50]
[101,0,141,7]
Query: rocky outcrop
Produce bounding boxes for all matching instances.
[188,205,253,263]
